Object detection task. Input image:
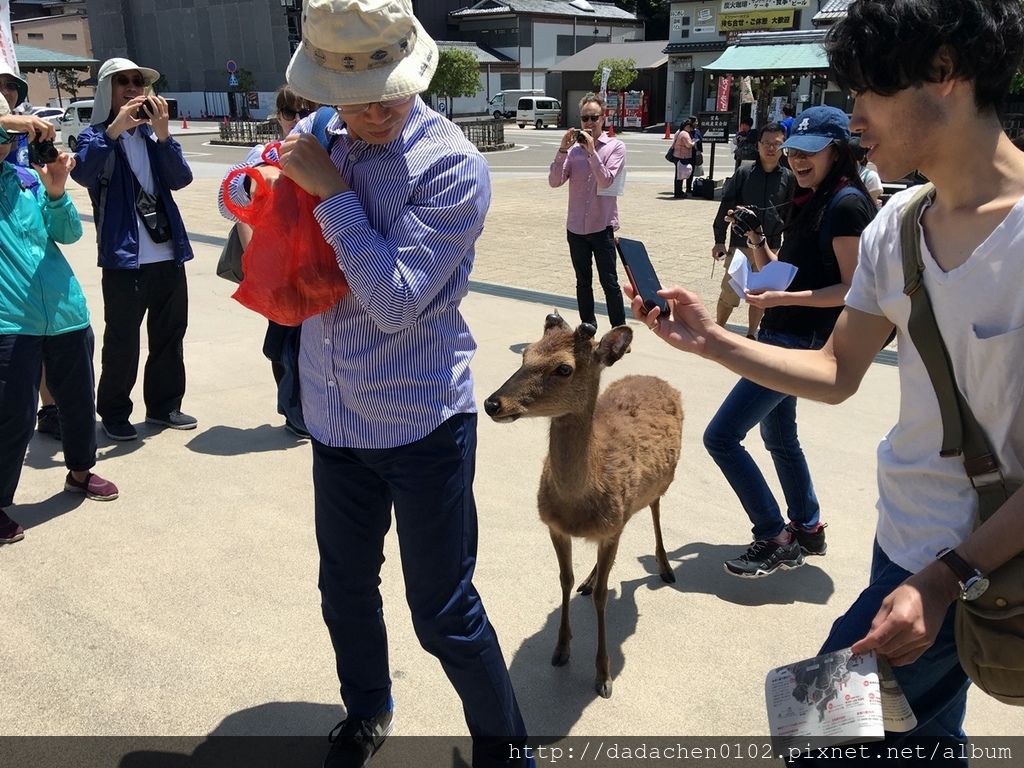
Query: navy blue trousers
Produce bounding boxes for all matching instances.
[312,413,529,766]
[0,327,97,507]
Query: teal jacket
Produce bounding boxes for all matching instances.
[0,162,88,336]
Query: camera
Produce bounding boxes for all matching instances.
[134,98,155,120]
[574,128,588,144]
[27,139,59,166]
[730,207,761,237]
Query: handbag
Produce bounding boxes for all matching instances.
[216,225,245,284]
[665,146,675,163]
[694,150,704,167]
[134,187,172,243]
[899,183,1024,706]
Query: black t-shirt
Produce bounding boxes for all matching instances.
[761,190,876,339]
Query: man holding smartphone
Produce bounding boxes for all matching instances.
[549,92,627,329]
[71,58,196,442]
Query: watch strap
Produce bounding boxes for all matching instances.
[937,547,980,584]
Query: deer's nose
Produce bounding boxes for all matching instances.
[483,397,502,417]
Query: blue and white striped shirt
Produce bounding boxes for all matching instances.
[221,98,490,448]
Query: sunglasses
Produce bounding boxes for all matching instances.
[279,107,314,121]
[336,95,416,115]
[783,141,833,160]
[580,114,602,123]
[114,75,146,88]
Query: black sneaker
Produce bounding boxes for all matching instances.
[102,420,139,442]
[36,404,62,440]
[323,709,393,768]
[0,509,25,544]
[724,538,804,578]
[788,522,827,556]
[145,410,198,430]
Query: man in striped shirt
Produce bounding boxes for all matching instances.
[223,2,533,766]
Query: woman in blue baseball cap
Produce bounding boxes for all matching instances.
[703,104,878,579]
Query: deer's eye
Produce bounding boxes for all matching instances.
[554,364,573,377]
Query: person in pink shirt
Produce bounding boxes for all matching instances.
[548,93,627,328]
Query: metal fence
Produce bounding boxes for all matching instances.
[214,116,510,152]
[216,120,280,146]
[454,117,511,152]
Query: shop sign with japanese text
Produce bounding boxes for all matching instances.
[718,8,795,31]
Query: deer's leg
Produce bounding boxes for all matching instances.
[577,563,597,595]
[592,533,621,698]
[549,528,574,667]
[651,498,676,584]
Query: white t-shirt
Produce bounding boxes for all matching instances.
[121,128,175,265]
[859,166,883,195]
[845,186,1024,572]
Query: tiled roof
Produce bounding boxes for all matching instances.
[14,43,96,68]
[548,40,669,72]
[813,0,852,23]
[451,0,638,21]
[437,40,517,64]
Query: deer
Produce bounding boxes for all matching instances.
[484,313,683,698]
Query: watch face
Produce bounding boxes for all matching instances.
[963,575,990,602]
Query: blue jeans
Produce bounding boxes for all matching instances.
[312,413,531,767]
[703,327,825,541]
[795,540,969,766]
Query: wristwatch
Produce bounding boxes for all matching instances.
[936,547,990,601]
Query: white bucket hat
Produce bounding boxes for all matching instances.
[286,0,438,107]
[92,57,160,125]
[0,61,29,109]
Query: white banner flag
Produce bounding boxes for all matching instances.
[0,0,16,72]
[599,66,611,97]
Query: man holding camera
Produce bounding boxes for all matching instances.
[711,122,794,338]
[549,93,627,329]
[71,58,196,442]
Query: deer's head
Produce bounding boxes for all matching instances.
[484,313,632,422]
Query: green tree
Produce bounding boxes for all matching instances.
[425,48,482,117]
[592,57,638,93]
[53,68,83,102]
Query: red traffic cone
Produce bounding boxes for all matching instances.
[181,116,189,129]
[607,119,616,138]
[664,122,672,139]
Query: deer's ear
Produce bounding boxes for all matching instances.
[595,325,633,366]
[544,312,570,333]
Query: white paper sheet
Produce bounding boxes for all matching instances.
[729,257,798,301]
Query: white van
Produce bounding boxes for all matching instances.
[59,99,93,150]
[487,89,543,119]
[516,96,561,129]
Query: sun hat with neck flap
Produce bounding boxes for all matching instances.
[0,62,29,112]
[92,57,160,126]
[285,0,438,107]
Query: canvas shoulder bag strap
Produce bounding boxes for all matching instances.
[898,183,1009,520]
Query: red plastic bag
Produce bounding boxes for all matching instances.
[221,142,349,326]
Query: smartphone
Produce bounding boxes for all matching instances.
[616,237,670,319]
[134,98,154,121]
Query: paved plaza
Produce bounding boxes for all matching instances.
[0,132,1017,754]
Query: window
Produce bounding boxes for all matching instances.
[500,73,519,90]
[556,35,574,56]
[62,33,78,40]
[27,32,44,40]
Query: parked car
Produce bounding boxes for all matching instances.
[58,100,93,150]
[516,96,561,130]
[30,107,65,127]
[487,89,544,120]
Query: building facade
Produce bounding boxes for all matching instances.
[85,0,299,119]
[449,0,644,99]
[10,0,93,107]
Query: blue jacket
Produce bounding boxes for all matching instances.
[0,163,88,336]
[70,121,194,269]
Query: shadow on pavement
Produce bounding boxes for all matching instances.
[184,424,310,456]
[8,490,86,531]
[649,541,835,607]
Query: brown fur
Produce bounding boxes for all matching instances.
[484,314,683,698]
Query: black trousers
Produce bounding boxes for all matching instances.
[673,158,694,197]
[97,261,188,423]
[0,328,97,507]
[566,227,626,328]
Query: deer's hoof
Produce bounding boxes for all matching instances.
[595,678,613,698]
[660,570,676,584]
[551,647,571,667]
[576,583,593,596]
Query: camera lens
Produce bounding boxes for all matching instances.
[28,139,58,165]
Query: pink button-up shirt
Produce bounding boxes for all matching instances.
[548,132,626,235]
